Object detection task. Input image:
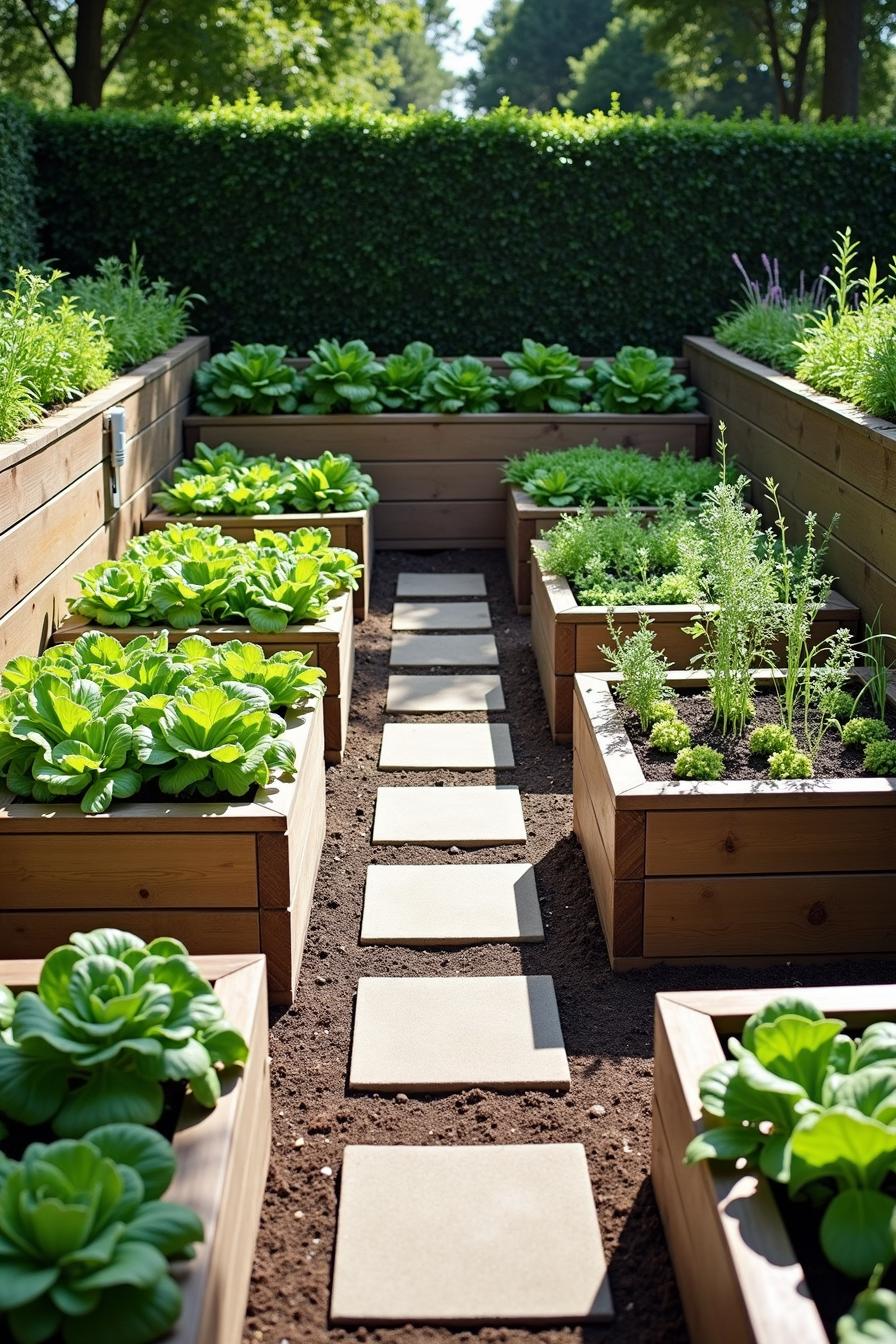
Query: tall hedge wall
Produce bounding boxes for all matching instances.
[0,99,39,277]
[33,102,896,352]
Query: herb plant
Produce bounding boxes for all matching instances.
[649,717,691,752]
[864,740,896,775]
[501,340,591,413]
[0,1122,203,1344]
[599,613,673,731]
[66,245,198,373]
[672,745,725,779]
[0,631,323,812]
[420,356,502,413]
[0,928,247,1136]
[376,342,439,409]
[588,346,699,414]
[540,503,703,606]
[504,444,721,509]
[749,724,795,756]
[684,995,896,1287]
[768,747,813,778]
[842,718,892,748]
[713,253,826,374]
[195,343,304,415]
[70,524,361,632]
[301,338,384,414]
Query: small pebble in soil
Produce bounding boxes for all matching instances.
[294,1137,304,1148]
[395,1093,408,1104]
[448,845,461,854]
[293,1211,304,1220]
[320,1167,333,1177]
[590,1104,606,1117]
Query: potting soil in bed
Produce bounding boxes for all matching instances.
[246,549,896,1344]
[618,690,896,782]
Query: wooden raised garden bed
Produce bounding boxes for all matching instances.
[0,336,209,661]
[0,697,326,1004]
[143,505,373,622]
[53,591,354,765]
[572,672,896,968]
[532,540,859,741]
[506,487,664,614]
[184,368,710,550]
[686,336,896,632]
[0,951,271,1344]
[653,983,896,1344]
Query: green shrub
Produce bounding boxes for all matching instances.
[768,747,813,778]
[841,717,891,747]
[748,724,796,757]
[33,104,896,352]
[66,245,198,372]
[673,745,725,780]
[863,739,896,775]
[649,717,691,752]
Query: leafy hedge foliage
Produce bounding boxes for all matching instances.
[0,98,38,278]
[31,102,896,352]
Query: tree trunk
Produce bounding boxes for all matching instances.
[70,0,108,107]
[821,0,862,118]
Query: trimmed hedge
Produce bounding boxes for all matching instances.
[32,102,896,352]
[0,98,39,276]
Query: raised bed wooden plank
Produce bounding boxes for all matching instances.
[572,673,896,967]
[0,699,325,1002]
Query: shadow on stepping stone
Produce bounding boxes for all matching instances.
[396,573,487,598]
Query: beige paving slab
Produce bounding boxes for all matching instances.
[389,632,499,668]
[372,785,526,846]
[360,863,543,945]
[331,1143,613,1325]
[397,572,487,598]
[386,674,505,713]
[349,975,570,1092]
[392,601,492,631]
[379,723,514,771]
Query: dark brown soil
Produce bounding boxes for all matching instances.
[245,548,896,1344]
[621,690,896,782]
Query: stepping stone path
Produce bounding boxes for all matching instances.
[349,975,570,1091]
[331,1144,613,1326]
[392,600,493,631]
[330,568,613,1327]
[389,631,500,667]
[372,784,526,846]
[379,722,514,770]
[360,863,543,944]
[396,572,487,598]
[386,673,505,712]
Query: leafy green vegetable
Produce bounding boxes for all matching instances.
[0,930,247,1136]
[70,523,360,632]
[648,717,691,752]
[588,347,699,413]
[0,1122,202,1344]
[420,356,502,414]
[301,338,383,414]
[502,340,591,413]
[155,445,378,517]
[194,343,304,415]
[505,444,721,508]
[673,745,725,779]
[282,450,379,513]
[864,740,896,776]
[0,632,323,812]
[768,747,813,779]
[376,342,439,409]
[838,1287,896,1343]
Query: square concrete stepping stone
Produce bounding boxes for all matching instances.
[349,975,569,1091]
[331,1143,613,1325]
[389,632,499,668]
[392,601,491,631]
[360,863,543,944]
[379,724,514,770]
[397,572,487,598]
[386,675,505,713]
[372,785,526,846]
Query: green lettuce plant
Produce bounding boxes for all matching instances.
[301,338,383,414]
[684,995,896,1281]
[376,341,439,409]
[283,450,379,512]
[194,343,303,415]
[0,929,247,1136]
[0,1122,203,1344]
[588,346,699,413]
[501,340,591,413]
[420,356,502,413]
[0,632,323,813]
[154,445,378,517]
